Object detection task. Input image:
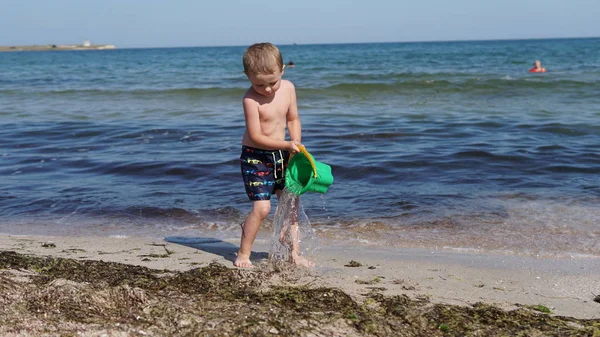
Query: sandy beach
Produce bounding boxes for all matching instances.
[1,234,598,336]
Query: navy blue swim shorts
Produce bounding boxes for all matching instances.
[240,146,289,200]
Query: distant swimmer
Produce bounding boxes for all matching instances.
[529,60,547,73]
[287,60,295,68]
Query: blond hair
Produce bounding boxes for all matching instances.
[243,43,284,75]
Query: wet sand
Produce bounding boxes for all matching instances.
[1,234,599,335]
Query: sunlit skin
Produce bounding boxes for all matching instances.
[241,67,300,152]
[530,60,547,73]
[235,65,313,268]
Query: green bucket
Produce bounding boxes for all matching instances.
[285,146,334,195]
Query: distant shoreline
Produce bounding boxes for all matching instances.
[0,44,116,52]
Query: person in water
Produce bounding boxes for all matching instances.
[236,42,311,268]
[529,60,547,73]
[287,60,295,68]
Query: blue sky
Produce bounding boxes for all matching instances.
[1,0,598,48]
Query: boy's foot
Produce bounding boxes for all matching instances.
[290,252,315,268]
[234,253,254,268]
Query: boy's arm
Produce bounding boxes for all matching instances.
[244,97,295,150]
[287,83,301,143]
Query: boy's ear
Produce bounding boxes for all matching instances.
[282,64,286,72]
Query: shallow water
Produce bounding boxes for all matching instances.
[1,38,599,257]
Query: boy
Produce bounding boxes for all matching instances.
[236,42,310,268]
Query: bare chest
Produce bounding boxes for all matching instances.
[257,98,289,123]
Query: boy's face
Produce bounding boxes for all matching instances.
[247,67,284,97]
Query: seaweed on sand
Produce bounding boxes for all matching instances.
[0,251,599,336]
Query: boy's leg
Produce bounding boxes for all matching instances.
[235,200,270,268]
[278,191,299,243]
[275,191,314,268]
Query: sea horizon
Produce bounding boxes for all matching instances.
[108,35,600,49]
[5,35,599,51]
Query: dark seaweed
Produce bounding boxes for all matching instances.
[1,251,598,336]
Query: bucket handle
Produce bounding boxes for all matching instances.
[293,144,318,178]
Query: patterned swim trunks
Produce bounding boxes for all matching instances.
[240,146,289,200]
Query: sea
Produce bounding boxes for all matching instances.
[1,38,599,258]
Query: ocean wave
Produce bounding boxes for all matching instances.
[452,150,529,162]
[1,76,597,98]
[317,78,599,94]
[0,87,247,99]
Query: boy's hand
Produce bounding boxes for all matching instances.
[288,140,302,154]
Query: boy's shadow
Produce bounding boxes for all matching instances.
[164,236,269,263]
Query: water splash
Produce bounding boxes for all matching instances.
[269,189,319,268]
